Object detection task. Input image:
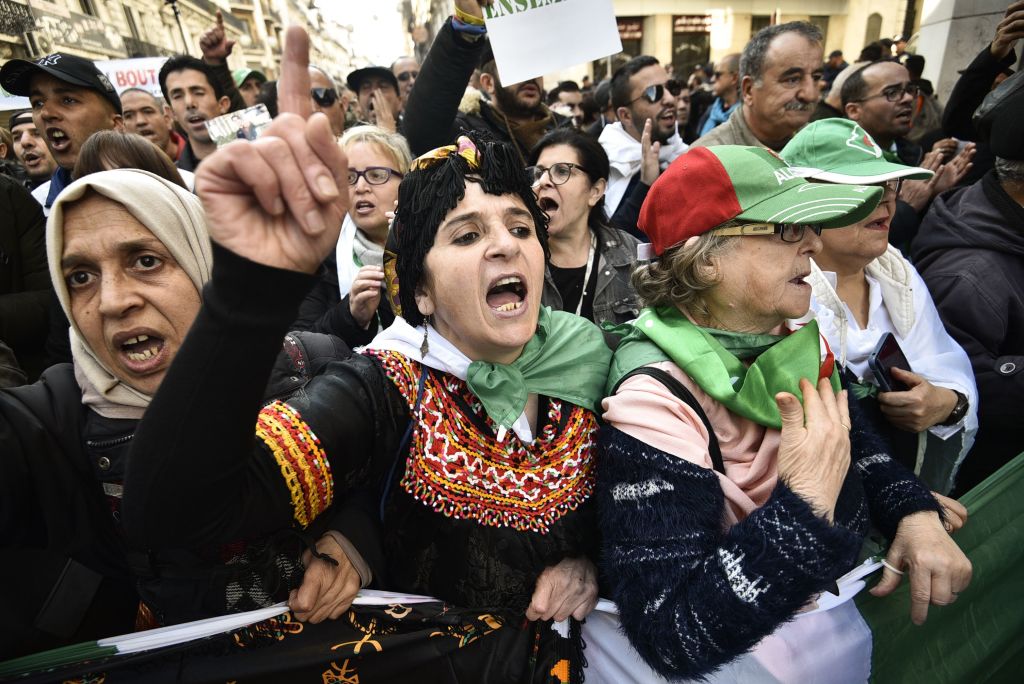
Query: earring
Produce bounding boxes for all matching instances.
[420,315,430,358]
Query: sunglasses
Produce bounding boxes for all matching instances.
[710,222,823,243]
[311,87,338,107]
[525,162,588,186]
[348,166,403,186]
[396,70,419,82]
[629,80,684,105]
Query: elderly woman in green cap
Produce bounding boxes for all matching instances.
[782,119,979,498]
[597,145,971,681]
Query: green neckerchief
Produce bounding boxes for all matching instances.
[608,306,839,429]
[702,328,786,360]
[466,307,612,430]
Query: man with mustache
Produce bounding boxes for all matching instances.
[599,55,687,240]
[7,110,57,191]
[693,22,823,152]
[120,88,186,163]
[402,0,570,159]
[0,53,123,216]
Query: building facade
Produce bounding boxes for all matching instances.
[0,0,356,87]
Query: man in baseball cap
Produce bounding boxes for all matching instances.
[233,67,266,108]
[346,65,401,129]
[7,109,57,190]
[0,52,123,214]
[637,144,882,260]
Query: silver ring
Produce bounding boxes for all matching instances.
[881,559,905,576]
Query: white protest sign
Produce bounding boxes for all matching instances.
[96,57,168,97]
[483,0,621,85]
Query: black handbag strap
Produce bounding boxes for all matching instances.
[614,366,725,474]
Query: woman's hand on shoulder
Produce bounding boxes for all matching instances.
[196,27,348,274]
[289,532,362,623]
[775,378,851,522]
[870,510,972,625]
[526,556,599,622]
[877,368,959,433]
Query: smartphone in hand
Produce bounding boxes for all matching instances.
[868,332,913,393]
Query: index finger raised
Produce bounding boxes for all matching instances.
[278,26,313,119]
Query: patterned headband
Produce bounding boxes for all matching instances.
[411,135,482,172]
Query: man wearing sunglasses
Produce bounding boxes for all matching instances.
[693,22,823,152]
[310,65,346,137]
[391,56,420,109]
[598,55,688,240]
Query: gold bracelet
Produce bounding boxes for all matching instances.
[454,6,485,26]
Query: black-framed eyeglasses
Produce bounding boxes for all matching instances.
[526,162,588,186]
[311,87,338,107]
[396,70,419,82]
[348,166,403,186]
[854,83,920,103]
[710,222,823,243]
[628,79,684,105]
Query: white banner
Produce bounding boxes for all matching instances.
[96,57,168,97]
[0,57,168,111]
[483,0,621,85]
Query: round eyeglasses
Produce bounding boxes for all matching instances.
[710,222,824,243]
[348,167,403,186]
[526,162,588,187]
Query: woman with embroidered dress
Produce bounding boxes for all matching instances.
[0,168,362,660]
[293,125,411,341]
[527,129,642,324]
[780,119,979,496]
[597,145,972,681]
[121,31,605,682]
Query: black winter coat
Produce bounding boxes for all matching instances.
[913,170,1024,492]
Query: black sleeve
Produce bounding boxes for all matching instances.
[942,45,1016,140]
[889,199,922,252]
[609,177,651,241]
[121,245,401,549]
[402,18,484,157]
[306,293,378,347]
[0,340,26,389]
[290,262,340,332]
[206,60,247,114]
[0,178,51,349]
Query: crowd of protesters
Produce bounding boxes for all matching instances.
[0,0,1021,680]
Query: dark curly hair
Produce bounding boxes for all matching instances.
[390,131,549,327]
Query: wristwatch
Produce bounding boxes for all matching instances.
[939,390,969,426]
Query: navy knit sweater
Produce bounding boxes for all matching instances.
[597,391,941,680]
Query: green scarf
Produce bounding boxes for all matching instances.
[466,307,612,430]
[608,306,839,429]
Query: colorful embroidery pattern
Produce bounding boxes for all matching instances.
[365,350,597,534]
[255,401,333,528]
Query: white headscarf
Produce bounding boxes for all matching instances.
[46,169,212,419]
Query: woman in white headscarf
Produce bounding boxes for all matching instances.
[0,169,360,660]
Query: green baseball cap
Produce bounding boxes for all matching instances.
[638,145,884,256]
[781,119,933,184]
[232,68,267,88]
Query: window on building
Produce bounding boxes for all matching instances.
[865,13,883,45]
[123,5,140,40]
[78,0,97,16]
[672,15,711,82]
[593,16,643,82]
[809,16,829,45]
[751,15,771,35]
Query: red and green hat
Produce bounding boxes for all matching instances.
[638,145,883,257]
[781,119,933,183]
